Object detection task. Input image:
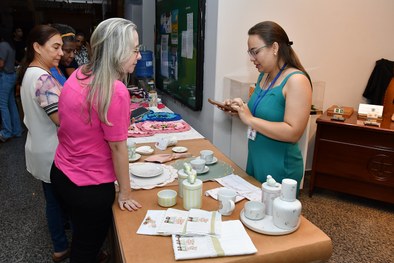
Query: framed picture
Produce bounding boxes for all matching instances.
[155,0,206,111]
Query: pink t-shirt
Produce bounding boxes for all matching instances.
[54,69,130,186]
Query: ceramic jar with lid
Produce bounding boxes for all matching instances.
[182,178,202,210]
[272,178,302,230]
[177,169,189,198]
[261,177,281,216]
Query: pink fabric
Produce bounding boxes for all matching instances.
[55,70,131,186]
[127,120,191,137]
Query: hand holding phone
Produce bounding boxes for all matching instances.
[208,98,238,113]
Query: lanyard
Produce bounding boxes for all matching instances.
[251,63,287,116]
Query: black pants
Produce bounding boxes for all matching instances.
[51,163,115,263]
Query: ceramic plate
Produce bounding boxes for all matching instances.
[136,146,154,155]
[172,146,188,153]
[129,153,141,162]
[128,164,178,190]
[205,157,218,165]
[130,163,163,178]
[197,166,209,174]
[240,209,300,235]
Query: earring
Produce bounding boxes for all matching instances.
[274,52,277,56]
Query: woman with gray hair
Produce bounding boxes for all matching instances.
[50,18,142,262]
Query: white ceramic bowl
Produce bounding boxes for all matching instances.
[157,189,177,207]
[244,201,265,220]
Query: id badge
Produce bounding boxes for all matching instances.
[247,126,256,140]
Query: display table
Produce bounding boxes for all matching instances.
[111,138,332,263]
[309,111,394,203]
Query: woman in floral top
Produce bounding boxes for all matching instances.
[19,25,70,262]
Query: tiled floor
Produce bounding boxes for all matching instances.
[0,134,393,263]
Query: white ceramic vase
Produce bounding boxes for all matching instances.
[272,178,302,230]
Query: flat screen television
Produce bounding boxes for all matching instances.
[155,0,206,111]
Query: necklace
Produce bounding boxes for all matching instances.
[251,63,287,116]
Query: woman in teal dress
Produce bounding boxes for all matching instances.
[223,21,312,191]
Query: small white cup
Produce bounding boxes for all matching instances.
[217,188,237,216]
[200,150,214,163]
[190,158,206,173]
[244,201,265,220]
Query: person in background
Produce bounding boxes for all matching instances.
[74,31,90,66]
[50,23,77,85]
[12,27,26,67]
[18,25,70,262]
[0,31,23,142]
[50,18,142,262]
[221,21,312,193]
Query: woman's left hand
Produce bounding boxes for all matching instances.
[118,192,142,211]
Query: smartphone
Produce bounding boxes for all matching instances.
[131,107,149,120]
[208,98,238,113]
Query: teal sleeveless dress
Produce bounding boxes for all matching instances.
[246,71,304,189]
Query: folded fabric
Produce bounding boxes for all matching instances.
[137,210,167,235]
[142,111,182,122]
[172,220,257,260]
[128,124,154,137]
[215,174,262,201]
[185,209,221,236]
[144,153,192,163]
[205,187,246,203]
[137,121,191,134]
[138,209,222,237]
[128,120,191,137]
[157,208,189,235]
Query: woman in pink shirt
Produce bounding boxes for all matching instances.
[50,18,142,263]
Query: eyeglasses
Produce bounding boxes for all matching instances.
[133,44,142,54]
[247,45,268,59]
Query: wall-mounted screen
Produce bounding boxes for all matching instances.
[155,0,205,111]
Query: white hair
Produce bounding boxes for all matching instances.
[81,17,137,125]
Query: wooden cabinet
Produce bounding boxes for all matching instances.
[309,111,394,203]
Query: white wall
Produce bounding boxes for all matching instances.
[141,0,394,157]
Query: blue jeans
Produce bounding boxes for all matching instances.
[0,72,23,139]
[42,182,69,253]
